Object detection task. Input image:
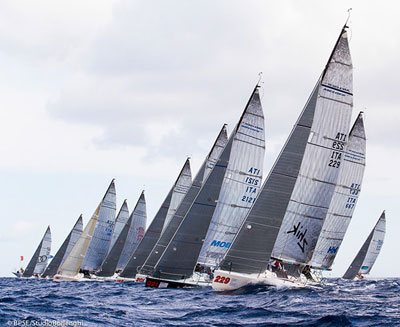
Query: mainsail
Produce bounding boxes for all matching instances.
[42,216,83,278]
[343,211,386,279]
[119,158,192,278]
[310,112,366,269]
[108,200,130,252]
[23,226,51,277]
[81,179,117,271]
[56,204,100,278]
[271,25,353,265]
[117,192,147,270]
[219,25,353,275]
[96,200,131,277]
[198,86,265,267]
[139,125,228,276]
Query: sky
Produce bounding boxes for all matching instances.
[0,0,399,278]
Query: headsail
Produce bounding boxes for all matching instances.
[42,216,83,278]
[119,158,192,278]
[310,112,366,269]
[117,192,147,270]
[56,204,100,278]
[343,211,386,279]
[198,86,265,267]
[139,125,228,276]
[23,226,51,277]
[219,25,353,274]
[81,179,117,271]
[108,200,130,252]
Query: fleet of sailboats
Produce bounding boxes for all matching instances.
[15,21,387,289]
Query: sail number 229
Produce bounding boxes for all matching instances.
[214,275,230,284]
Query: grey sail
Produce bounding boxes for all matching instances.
[108,200,130,253]
[310,112,366,269]
[96,200,133,277]
[81,179,117,271]
[117,192,147,270]
[150,135,234,280]
[198,86,265,267]
[140,125,228,276]
[119,158,192,278]
[42,216,83,278]
[219,25,352,274]
[343,211,386,279]
[23,226,51,277]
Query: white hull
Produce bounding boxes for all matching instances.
[53,273,101,282]
[95,273,119,281]
[211,269,307,291]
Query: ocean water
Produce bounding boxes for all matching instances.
[0,277,399,327]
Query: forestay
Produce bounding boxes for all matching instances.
[140,125,228,276]
[42,216,83,278]
[271,26,353,265]
[119,158,192,278]
[198,86,265,267]
[117,192,147,270]
[343,211,386,279]
[310,112,366,269]
[23,226,51,277]
[81,180,117,271]
[56,204,100,278]
[108,200,130,252]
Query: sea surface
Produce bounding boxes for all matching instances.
[0,277,399,327]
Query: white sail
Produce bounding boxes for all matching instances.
[359,213,386,275]
[81,180,117,271]
[108,200,130,252]
[162,159,192,233]
[203,124,228,182]
[198,86,265,267]
[117,192,147,270]
[271,28,353,265]
[56,205,100,278]
[32,227,51,275]
[310,112,366,269]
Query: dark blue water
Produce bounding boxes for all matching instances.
[0,278,399,327]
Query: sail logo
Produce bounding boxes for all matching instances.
[211,240,231,248]
[37,255,47,263]
[376,239,383,251]
[327,246,338,254]
[287,222,308,253]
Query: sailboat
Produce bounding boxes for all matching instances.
[212,22,354,291]
[118,158,192,282]
[137,124,228,286]
[96,192,146,279]
[343,211,386,280]
[80,180,117,273]
[309,112,366,272]
[144,85,264,288]
[54,180,116,281]
[197,85,265,268]
[14,226,51,278]
[41,215,83,279]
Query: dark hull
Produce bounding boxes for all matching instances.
[145,276,201,289]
